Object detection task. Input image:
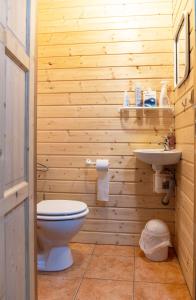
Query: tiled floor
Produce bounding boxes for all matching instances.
[38,243,191,300]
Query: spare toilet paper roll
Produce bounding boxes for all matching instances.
[96,159,109,201]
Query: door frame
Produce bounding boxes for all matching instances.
[194,1,196,299]
[28,0,37,299]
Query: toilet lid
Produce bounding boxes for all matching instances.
[37,200,88,216]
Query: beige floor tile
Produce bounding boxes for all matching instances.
[93,244,134,257]
[135,250,185,284]
[38,274,80,300]
[85,255,134,281]
[134,282,192,300]
[70,243,95,255]
[134,247,142,257]
[39,253,91,279]
[61,253,91,279]
[38,244,191,300]
[76,278,133,300]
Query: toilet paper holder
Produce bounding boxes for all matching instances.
[85,159,110,167]
[85,159,96,166]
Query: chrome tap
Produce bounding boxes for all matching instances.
[158,136,170,151]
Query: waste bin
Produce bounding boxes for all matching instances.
[139,219,171,262]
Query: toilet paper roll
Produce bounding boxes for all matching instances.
[96,159,109,201]
[96,159,109,171]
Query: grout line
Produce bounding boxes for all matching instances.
[72,276,188,285]
[91,243,96,255]
[79,276,134,282]
[73,244,95,300]
[89,254,135,258]
[82,252,94,278]
[134,280,189,285]
[76,277,134,283]
[72,277,83,300]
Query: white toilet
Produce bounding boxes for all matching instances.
[37,200,89,272]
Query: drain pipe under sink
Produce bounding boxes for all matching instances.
[161,177,175,206]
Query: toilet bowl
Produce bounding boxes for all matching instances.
[37,200,89,272]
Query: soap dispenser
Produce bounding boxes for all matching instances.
[167,128,176,149]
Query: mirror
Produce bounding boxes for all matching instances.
[174,11,190,88]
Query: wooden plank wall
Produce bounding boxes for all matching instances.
[37,0,174,245]
[173,0,195,297]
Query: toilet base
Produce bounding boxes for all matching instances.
[38,245,73,272]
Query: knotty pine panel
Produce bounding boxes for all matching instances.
[38,0,171,10]
[38,192,175,209]
[37,0,174,250]
[38,40,173,57]
[38,28,172,46]
[38,2,172,21]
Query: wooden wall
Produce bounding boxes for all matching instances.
[173,0,195,297]
[37,0,174,245]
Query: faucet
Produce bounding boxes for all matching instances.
[158,136,170,151]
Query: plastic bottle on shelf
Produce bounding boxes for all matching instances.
[135,83,142,107]
[159,81,169,107]
[123,91,130,107]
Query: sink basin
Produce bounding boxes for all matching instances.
[133,149,182,171]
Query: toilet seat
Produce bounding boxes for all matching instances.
[37,200,87,216]
[37,200,89,221]
[37,208,89,220]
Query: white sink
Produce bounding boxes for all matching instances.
[133,149,182,171]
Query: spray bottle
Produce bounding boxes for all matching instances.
[159,81,169,107]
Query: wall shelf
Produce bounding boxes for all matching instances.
[118,106,174,113]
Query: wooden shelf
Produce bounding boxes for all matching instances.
[118,106,174,112]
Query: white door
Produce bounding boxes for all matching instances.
[0,1,36,299]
